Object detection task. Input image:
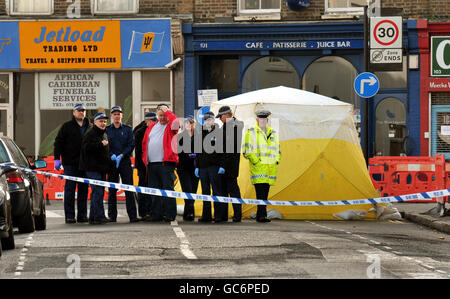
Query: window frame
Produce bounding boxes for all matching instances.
[8,0,54,16]
[237,0,281,16]
[92,0,139,15]
[324,0,368,16]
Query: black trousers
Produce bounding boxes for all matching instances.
[137,168,152,218]
[177,167,199,219]
[220,176,242,220]
[199,165,223,221]
[147,163,177,220]
[254,183,270,220]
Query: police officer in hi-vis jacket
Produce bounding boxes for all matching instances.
[243,109,281,223]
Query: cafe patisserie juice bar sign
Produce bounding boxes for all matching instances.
[0,19,172,70]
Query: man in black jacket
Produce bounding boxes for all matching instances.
[53,103,92,224]
[216,106,244,222]
[133,112,157,220]
[194,111,225,223]
[79,112,111,225]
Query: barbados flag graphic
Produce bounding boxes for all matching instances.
[128,30,165,60]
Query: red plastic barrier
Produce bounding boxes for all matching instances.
[369,155,448,203]
[39,156,136,201]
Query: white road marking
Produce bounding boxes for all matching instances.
[171,220,197,260]
[15,233,34,276]
[305,221,449,278]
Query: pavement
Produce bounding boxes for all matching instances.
[393,202,450,234]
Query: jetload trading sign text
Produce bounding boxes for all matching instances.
[0,19,172,70]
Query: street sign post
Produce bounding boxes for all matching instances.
[354,72,380,98]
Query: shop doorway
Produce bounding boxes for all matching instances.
[375,97,406,156]
[0,73,13,138]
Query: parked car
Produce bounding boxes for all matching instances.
[0,168,14,257]
[0,137,47,233]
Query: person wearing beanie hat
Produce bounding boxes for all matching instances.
[133,111,158,220]
[53,103,92,224]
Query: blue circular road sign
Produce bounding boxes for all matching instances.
[354,72,380,98]
[196,106,210,125]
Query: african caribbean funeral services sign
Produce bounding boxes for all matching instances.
[39,73,109,110]
[0,19,172,70]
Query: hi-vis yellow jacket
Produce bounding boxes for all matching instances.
[243,123,281,185]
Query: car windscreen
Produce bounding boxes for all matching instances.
[4,139,29,168]
[0,141,11,163]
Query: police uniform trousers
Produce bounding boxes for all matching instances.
[107,157,137,220]
[254,183,270,220]
[199,165,225,221]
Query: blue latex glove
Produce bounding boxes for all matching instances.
[54,159,61,171]
[218,167,225,174]
[116,154,123,168]
[195,168,199,178]
[111,154,117,161]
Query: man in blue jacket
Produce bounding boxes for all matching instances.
[106,106,138,223]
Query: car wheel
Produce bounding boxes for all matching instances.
[1,204,15,250]
[34,202,46,231]
[18,196,35,234]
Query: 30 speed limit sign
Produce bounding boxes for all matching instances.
[370,17,402,49]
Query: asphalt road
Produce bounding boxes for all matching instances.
[1,201,449,280]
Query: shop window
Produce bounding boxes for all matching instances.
[202,56,239,99]
[37,72,132,157]
[375,97,406,156]
[93,0,138,14]
[303,56,359,109]
[0,74,9,104]
[324,0,375,16]
[238,0,280,15]
[14,73,35,157]
[9,0,53,15]
[242,56,299,93]
[374,57,407,89]
[114,72,133,126]
[142,71,171,104]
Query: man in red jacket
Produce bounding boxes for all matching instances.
[141,104,180,222]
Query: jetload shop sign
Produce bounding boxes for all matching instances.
[39,73,109,110]
[0,19,172,70]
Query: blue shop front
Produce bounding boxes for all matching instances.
[183,21,421,157]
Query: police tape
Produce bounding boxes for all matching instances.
[2,164,444,207]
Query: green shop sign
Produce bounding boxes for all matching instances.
[431,36,450,77]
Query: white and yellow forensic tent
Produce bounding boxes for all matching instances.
[176,86,381,220]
